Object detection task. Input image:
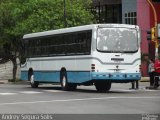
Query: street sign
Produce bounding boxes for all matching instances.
[158,24,160,38]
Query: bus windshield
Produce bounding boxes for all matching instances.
[97,28,138,53]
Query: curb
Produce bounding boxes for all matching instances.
[140,77,149,82]
[140,80,149,82]
[0,80,8,84]
[0,80,29,85]
[11,81,30,85]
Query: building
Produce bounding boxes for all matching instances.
[92,0,160,76]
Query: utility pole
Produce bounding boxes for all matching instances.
[146,0,158,58]
[64,0,67,27]
[98,1,101,23]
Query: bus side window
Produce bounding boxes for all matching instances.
[49,36,55,55]
[29,39,36,57]
[36,39,41,56]
[86,31,92,54]
[72,33,77,55]
[66,34,72,55]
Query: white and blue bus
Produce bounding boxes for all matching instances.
[20,24,141,92]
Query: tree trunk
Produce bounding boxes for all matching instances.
[10,56,17,82]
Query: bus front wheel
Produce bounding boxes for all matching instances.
[29,74,39,88]
[94,81,111,93]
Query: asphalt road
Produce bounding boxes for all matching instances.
[0,82,160,120]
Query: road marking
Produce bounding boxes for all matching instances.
[0,96,160,106]
[112,88,160,92]
[43,90,65,93]
[112,89,137,92]
[0,88,159,96]
[0,93,17,95]
[20,91,43,94]
[0,90,64,96]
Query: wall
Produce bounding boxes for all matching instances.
[148,2,160,61]
[150,2,160,27]
[137,0,160,76]
[122,0,137,23]
[137,0,150,76]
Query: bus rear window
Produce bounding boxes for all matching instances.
[97,28,138,53]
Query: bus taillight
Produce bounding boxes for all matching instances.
[139,65,141,72]
[91,64,95,72]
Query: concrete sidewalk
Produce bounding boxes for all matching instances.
[0,79,8,84]
[0,79,9,84]
[140,77,149,82]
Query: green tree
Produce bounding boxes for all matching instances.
[0,0,95,81]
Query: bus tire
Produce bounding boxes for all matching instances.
[106,82,112,91]
[28,71,39,88]
[60,71,69,91]
[60,71,77,91]
[95,81,111,93]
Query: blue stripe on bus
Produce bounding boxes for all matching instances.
[20,71,91,83]
[21,71,141,83]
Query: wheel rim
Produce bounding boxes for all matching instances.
[62,76,66,87]
[30,75,34,84]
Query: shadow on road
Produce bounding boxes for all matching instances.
[33,85,136,94]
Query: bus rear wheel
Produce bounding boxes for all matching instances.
[94,81,111,93]
[60,72,77,91]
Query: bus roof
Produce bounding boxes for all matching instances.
[23,24,138,39]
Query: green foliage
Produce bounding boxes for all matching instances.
[0,0,94,39]
[0,0,94,80]
[0,0,94,48]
